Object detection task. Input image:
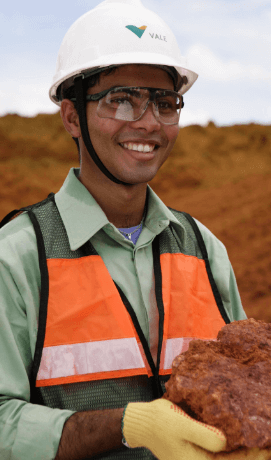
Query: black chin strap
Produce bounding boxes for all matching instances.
[74,76,131,186]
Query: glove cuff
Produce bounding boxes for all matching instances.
[121,404,130,448]
[122,402,159,449]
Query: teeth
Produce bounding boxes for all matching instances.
[121,142,155,153]
[143,144,151,152]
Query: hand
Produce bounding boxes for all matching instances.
[122,398,271,460]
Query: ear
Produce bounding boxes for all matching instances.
[60,99,81,138]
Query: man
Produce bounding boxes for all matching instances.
[0,0,252,459]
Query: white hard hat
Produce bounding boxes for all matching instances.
[49,0,198,105]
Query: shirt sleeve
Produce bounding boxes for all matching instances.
[0,214,75,460]
[195,219,247,322]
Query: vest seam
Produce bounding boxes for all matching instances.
[46,254,101,261]
[114,282,163,398]
[27,209,50,403]
[180,211,231,324]
[152,236,165,388]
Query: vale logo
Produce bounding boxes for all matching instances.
[126,25,147,38]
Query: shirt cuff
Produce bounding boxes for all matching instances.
[11,403,75,460]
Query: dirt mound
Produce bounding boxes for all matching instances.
[1,112,271,321]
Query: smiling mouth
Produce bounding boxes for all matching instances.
[119,142,158,153]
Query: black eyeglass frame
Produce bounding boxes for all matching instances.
[70,86,184,108]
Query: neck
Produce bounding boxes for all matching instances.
[78,168,148,228]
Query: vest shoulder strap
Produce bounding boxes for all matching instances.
[168,208,208,258]
[0,193,55,229]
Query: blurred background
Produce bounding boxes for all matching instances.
[1,0,271,321]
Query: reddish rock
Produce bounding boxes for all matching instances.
[164,319,271,451]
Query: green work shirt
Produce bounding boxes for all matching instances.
[0,167,246,460]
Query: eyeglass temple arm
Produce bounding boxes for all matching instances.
[70,88,109,103]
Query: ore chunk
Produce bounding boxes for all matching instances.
[164,318,271,451]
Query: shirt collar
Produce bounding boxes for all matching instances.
[55,168,185,251]
[144,186,182,234]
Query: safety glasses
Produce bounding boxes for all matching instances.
[77,86,184,125]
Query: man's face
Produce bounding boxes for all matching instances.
[83,64,180,185]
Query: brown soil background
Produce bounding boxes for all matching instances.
[1,112,271,321]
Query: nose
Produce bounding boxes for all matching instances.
[130,101,161,132]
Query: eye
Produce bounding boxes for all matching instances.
[111,96,131,105]
[157,99,179,112]
[107,88,142,103]
[155,90,181,113]
[158,100,172,109]
[106,90,135,107]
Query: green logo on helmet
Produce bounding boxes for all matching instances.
[126,25,147,38]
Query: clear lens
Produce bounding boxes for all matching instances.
[97,88,145,121]
[97,87,181,125]
[155,90,181,124]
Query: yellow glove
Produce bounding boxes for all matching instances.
[122,398,271,460]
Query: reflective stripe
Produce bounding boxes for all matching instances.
[161,337,216,372]
[36,337,146,385]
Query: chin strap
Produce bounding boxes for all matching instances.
[73,75,131,186]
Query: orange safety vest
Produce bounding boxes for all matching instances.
[36,247,226,388]
[1,195,230,399]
